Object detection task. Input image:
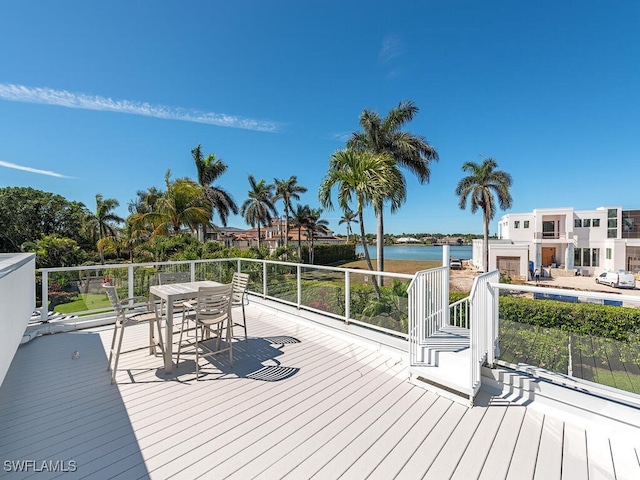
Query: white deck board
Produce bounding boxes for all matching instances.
[562,423,589,480]
[585,431,615,480]
[533,415,564,480]
[0,302,638,479]
[506,408,545,479]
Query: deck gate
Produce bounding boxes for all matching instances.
[408,266,449,366]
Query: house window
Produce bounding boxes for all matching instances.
[608,209,618,238]
[606,248,612,260]
[583,219,591,228]
[574,219,582,228]
[524,220,529,228]
[593,219,600,227]
[514,221,520,229]
[575,248,600,267]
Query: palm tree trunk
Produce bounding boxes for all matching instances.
[359,209,381,298]
[483,212,490,273]
[284,208,289,248]
[377,209,384,286]
[257,224,261,249]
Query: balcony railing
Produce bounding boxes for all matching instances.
[38,258,414,339]
[534,232,570,240]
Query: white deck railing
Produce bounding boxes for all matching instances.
[468,270,500,397]
[0,253,35,387]
[39,258,414,339]
[449,296,470,329]
[407,266,449,365]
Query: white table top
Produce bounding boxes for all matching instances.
[150,280,223,301]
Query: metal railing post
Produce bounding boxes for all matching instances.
[263,261,267,299]
[41,270,48,323]
[297,264,302,309]
[345,271,350,324]
[128,264,134,298]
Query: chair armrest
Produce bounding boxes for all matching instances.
[120,296,155,311]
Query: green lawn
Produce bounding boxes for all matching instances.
[54,293,112,314]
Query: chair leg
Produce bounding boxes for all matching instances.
[241,302,247,342]
[107,320,121,372]
[227,320,233,366]
[195,321,200,380]
[176,315,188,363]
[111,322,126,385]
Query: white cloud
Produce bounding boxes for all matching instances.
[0,83,280,133]
[378,35,403,64]
[0,160,73,178]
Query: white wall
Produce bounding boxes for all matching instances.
[0,254,35,388]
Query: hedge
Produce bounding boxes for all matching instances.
[301,243,357,265]
[499,297,640,342]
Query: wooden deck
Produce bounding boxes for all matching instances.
[1,303,639,479]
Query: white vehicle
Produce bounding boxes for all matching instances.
[449,258,463,270]
[595,270,636,289]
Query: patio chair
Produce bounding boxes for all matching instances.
[176,284,234,379]
[231,272,250,342]
[104,285,164,384]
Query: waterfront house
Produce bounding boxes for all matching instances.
[472,206,640,278]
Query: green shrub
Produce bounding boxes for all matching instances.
[301,243,357,265]
[499,297,640,342]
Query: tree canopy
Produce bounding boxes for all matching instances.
[0,187,90,253]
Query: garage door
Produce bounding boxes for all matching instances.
[497,257,520,278]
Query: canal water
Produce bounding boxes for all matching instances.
[355,245,472,261]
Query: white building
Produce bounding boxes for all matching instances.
[472,206,640,279]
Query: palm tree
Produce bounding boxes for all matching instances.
[338,208,358,242]
[455,157,513,272]
[319,149,405,297]
[138,174,211,237]
[290,204,311,260]
[348,100,438,280]
[305,208,329,264]
[240,175,277,249]
[191,145,238,231]
[274,176,307,248]
[88,193,124,264]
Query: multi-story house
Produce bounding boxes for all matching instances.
[472,206,640,279]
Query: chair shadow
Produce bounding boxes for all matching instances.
[158,335,301,383]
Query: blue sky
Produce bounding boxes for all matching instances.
[1,1,638,236]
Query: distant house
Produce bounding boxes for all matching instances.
[206,219,343,252]
[396,237,421,244]
[472,206,640,278]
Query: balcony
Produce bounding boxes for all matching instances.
[534,232,572,241]
[1,257,639,478]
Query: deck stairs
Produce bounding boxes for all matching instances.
[407,267,499,406]
[409,325,472,402]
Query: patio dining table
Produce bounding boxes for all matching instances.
[150,280,222,373]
